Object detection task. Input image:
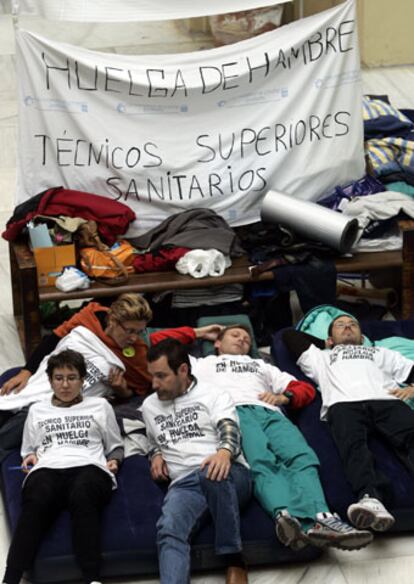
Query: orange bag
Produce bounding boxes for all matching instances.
[80,240,135,285]
[109,240,135,273]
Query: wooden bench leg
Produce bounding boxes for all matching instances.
[402,228,414,319]
[9,243,41,358]
[9,240,22,320]
[21,267,42,358]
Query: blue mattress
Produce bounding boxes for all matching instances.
[0,401,321,583]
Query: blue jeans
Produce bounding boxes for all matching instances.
[156,462,251,584]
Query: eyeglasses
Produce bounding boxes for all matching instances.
[118,321,147,337]
[52,375,81,384]
[334,321,359,329]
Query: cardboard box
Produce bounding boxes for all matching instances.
[33,244,76,287]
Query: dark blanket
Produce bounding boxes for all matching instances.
[128,208,244,257]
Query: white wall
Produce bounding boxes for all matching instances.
[295,0,414,67]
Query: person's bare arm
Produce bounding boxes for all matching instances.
[150,453,170,481]
[107,368,133,399]
[193,324,225,341]
[1,369,33,396]
[200,449,232,481]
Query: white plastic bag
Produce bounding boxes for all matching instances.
[175,249,231,279]
[55,267,90,292]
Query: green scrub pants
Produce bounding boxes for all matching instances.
[237,405,329,531]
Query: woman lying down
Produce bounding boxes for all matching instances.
[0,293,219,459]
[0,325,127,412]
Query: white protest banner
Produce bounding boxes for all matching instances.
[13,0,291,21]
[16,0,364,235]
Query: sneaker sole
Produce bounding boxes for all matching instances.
[307,530,373,551]
[347,505,377,530]
[372,515,395,532]
[347,506,395,532]
[276,516,309,551]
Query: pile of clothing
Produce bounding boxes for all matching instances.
[316,97,414,253]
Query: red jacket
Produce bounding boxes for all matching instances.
[285,379,316,409]
[133,246,190,273]
[3,187,136,245]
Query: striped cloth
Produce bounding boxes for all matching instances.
[366,136,414,178]
[363,97,413,125]
[363,97,414,179]
[172,285,244,308]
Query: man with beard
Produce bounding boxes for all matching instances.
[284,314,414,533]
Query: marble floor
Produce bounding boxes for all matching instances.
[0,10,414,584]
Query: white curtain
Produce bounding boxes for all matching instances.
[12,0,292,22]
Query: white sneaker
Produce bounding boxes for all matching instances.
[275,509,310,551]
[307,512,373,551]
[347,495,395,532]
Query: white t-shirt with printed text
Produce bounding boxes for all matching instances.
[190,354,295,413]
[142,380,245,484]
[298,343,413,420]
[22,396,123,487]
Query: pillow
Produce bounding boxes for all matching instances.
[196,314,260,358]
[296,304,373,346]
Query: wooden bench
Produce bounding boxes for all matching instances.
[9,222,414,358]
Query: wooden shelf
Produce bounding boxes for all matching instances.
[9,226,414,358]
